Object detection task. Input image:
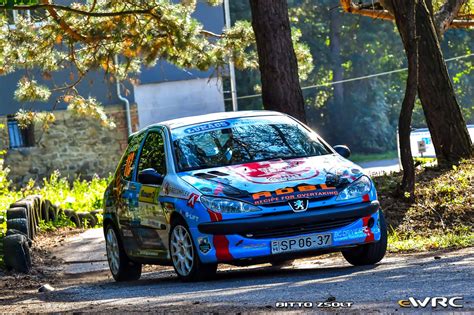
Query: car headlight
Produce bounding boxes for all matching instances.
[200,196,261,214]
[336,176,372,201]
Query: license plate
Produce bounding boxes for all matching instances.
[271,233,332,254]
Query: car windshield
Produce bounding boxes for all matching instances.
[172,116,332,172]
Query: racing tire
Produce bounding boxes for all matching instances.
[342,211,387,266]
[3,234,32,273]
[105,224,142,282]
[169,220,217,282]
[6,218,29,238]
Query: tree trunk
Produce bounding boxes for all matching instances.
[391,0,418,198]
[328,7,345,139]
[249,0,306,123]
[415,0,473,166]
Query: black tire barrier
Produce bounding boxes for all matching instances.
[90,209,102,225]
[77,212,97,228]
[25,195,42,224]
[40,199,50,222]
[6,207,28,220]
[6,229,32,247]
[63,209,82,228]
[91,209,102,215]
[6,218,29,237]
[11,200,36,240]
[49,204,59,222]
[6,228,29,238]
[3,234,32,273]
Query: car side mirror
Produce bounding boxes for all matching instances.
[138,168,164,185]
[333,145,351,158]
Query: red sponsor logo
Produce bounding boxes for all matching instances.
[187,193,199,208]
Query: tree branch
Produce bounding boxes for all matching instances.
[6,1,223,42]
[5,3,153,17]
[340,0,473,31]
[434,0,468,35]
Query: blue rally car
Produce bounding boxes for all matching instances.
[103,111,387,282]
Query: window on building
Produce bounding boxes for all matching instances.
[7,117,35,149]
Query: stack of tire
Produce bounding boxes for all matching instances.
[2,195,101,273]
[3,195,43,273]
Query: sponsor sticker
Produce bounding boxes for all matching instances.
[184,121,231,134]
[138,186,159,204]
[198,237,211,254]
[187,193,199,208]
[251,184,338,205]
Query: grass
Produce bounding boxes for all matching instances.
[375,158,474,252]
[388,226,473,252]
[349,150,398,163]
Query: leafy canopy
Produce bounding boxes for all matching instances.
[0,0,313,127]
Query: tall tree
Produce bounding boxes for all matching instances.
[391,0,419,197]
[413,0,473,165]
[328,5,346,139]
[340,0,473,166]
[248,0,307,123]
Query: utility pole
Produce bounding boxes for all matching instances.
[224,0,238,111]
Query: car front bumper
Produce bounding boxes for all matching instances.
[191,201,382,264]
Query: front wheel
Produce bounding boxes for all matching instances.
[105,224,142,282]
[342,211,387,266]
[170,222,217,282]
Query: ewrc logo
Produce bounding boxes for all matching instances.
[398,297,463,308]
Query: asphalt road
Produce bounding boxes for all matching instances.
[358,158,400,175]
[2,227,472,313]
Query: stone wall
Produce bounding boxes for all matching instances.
[3,104,139,186]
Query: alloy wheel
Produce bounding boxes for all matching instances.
[106,227,120,276]
[170,225,194,276]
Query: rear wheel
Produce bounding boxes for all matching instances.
[105,224,142,282]
[342,211,387,266]
[170,221,217,282]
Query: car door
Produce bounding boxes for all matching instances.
[113,131,146,256]
[132,129,169,258]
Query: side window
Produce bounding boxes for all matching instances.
[117,132,146,181]
[137,131,167,177]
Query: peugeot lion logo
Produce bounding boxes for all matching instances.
[289,199,309,212]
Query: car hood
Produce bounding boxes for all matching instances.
[179,154,365,206]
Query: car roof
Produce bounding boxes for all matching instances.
[135,110,287,135]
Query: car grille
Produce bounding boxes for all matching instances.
[239,216,359,239]
[259,196,334,208]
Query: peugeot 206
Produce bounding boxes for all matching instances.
[103,111,387,281]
